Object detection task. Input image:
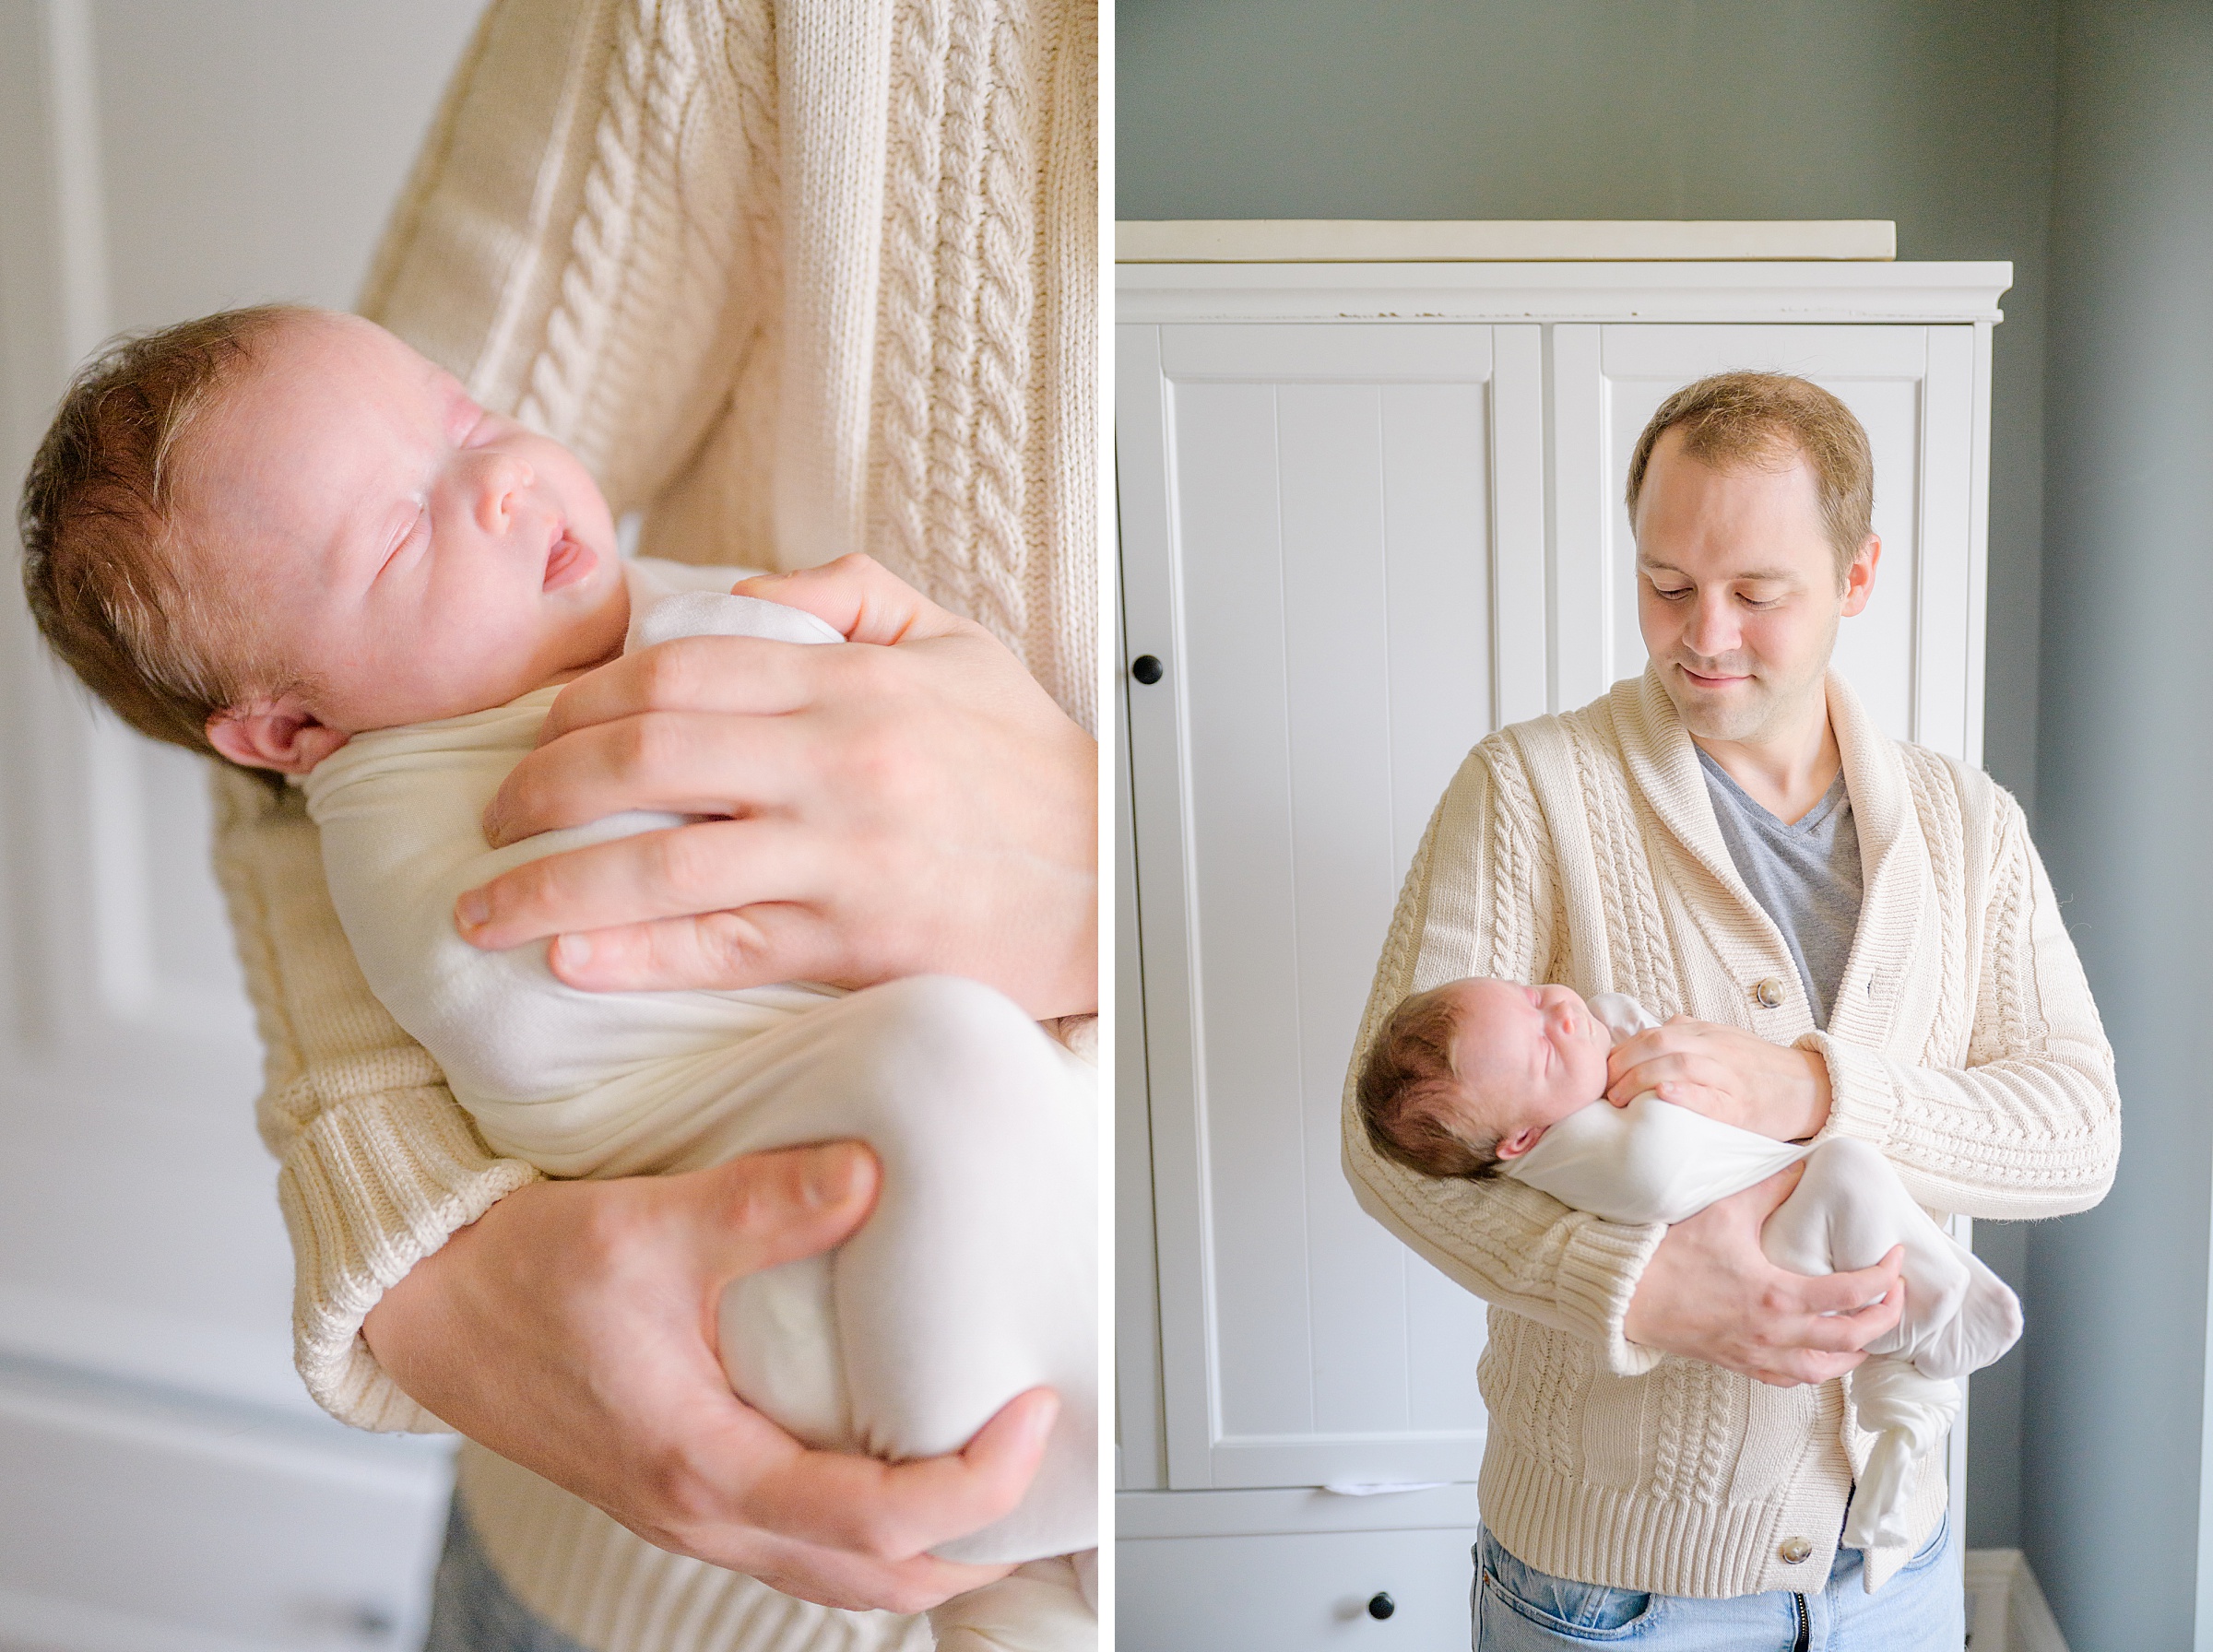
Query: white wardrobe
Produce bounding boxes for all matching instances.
[1115,233,2011,1647]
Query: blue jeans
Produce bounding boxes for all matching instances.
[421,1496,593,1652]
[1474,1516,1961,1650]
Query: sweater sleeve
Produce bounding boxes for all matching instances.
[210,769,538,1431]
[1805,786,2121,1220]
[1341,739,1671,1378]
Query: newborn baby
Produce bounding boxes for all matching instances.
[1355,975,2021,1561]
[21,305,1094,1649]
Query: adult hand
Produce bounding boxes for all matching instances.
[1606,1017,1832,1140]
[1619,1164,1905,1386]
[361,1141,1056,1612]
[454,555,1097,1021]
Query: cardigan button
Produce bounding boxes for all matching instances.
[1753,976,1787,1009]
[1778,1536,1813,1565]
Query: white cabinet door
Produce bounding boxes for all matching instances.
[1119,322,1543,1489]
[1550,324,1985,763]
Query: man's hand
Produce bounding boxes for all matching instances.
[361,1142,1055,1612]
[1607,1016,1832,1140]
[1620,1165,1905,1386]
[453,555,1097,1020]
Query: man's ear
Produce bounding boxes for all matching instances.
[1840,535,1882,618]
[206,699,350,774]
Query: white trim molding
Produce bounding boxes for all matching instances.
[1966,1549,2070,1652]
[1118,261,2013,325]
[1118,218,1898,265]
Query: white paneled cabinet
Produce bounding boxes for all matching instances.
[1117,256,2009,1647]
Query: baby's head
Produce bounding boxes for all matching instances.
[20,304,627,772]
[1356,977,1613,1180]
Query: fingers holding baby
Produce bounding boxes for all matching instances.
[464,554,1099,1021]
[1605,1016,1834,1141]
[1623,1170,1908,1387]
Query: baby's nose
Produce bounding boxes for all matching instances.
[478,455,535,527]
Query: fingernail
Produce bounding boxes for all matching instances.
[803,1146,864,1208]
[456,891,489,930]
[551,933,592,969]
[1022,1392,1060,1448]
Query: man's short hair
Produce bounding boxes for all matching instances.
[1623,371,1875,584]
[18,302,310,759]
[1355,988,1501,1182]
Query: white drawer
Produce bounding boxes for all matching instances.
[0,1364,451,1652]
[1119,1527,1479,1651]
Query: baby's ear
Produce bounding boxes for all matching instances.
[1493,1127,1541,1162]
[206,701,350,774]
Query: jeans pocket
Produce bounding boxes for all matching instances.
[1479,1530,1657,1640]
[1899,1511,1951,1575]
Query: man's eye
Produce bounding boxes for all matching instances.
[1651,584,1691,602]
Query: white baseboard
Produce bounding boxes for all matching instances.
[1966,1549,2067,1652]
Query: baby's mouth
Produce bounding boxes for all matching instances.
[542,529,598,593]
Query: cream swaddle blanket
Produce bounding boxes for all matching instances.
[300,559,1097,1599]
[1506,993,2020,1563]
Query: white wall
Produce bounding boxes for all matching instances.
[2028,6,2213,1646]
[0,3,482,1646]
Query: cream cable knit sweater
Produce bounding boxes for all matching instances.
[209,1,1094,1646]
[1342,668,2118,1598]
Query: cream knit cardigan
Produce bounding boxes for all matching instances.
[209,1,1094,1647]
[1343,668,2119,1598]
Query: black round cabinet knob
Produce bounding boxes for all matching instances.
[1130,654,1164,684]
[1367,1591,1396,1621]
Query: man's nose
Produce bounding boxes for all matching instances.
[475,454,535,531]
[1684,592,1738,659]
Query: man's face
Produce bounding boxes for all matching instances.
[1632,426,1878,745]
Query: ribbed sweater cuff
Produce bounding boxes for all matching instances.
[1801,1032,1903,1152]
[278,1084,541,1432]
[1556,1215,1668,1377]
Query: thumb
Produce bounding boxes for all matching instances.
[733,553,974,647]
[672,1142,882,1289]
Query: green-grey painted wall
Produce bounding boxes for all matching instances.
[1119,0,2060,1556]
[2026,6,2213,1646]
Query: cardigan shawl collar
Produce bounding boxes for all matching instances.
[1544,665,1940,1055]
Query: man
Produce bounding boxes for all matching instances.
[1342,372,2119,1648]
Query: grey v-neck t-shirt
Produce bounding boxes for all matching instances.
[1695,748,1864,1030]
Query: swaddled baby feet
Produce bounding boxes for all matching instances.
[1760,1137,2023,1382]
[1910,1255,2024,1381]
